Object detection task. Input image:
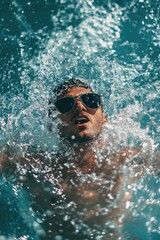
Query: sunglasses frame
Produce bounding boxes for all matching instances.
[54,93,101,114]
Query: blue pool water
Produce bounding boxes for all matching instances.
[0,0,160,239]
[0,176,41,239]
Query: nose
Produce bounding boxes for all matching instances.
[73,98,87,113]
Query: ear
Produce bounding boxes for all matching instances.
[102,114,107,124]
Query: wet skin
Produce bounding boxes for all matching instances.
[21,87,137,239]
[0,86,144,239]
[22,147,136,240]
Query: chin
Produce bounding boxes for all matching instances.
[76,135,93,143]
[72,131,97,143]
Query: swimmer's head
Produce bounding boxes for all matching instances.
[49,78,100,117]
[49,78,93,101]
[48,78,107,143]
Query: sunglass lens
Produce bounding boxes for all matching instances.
[81,93,101,109]
[55,97,74,113]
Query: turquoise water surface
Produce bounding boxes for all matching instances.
[0,0,159,239]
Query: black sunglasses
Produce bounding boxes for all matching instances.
[54,93,101,114]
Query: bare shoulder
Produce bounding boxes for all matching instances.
[0,144,17,171]
[0,144,47,174]
[119,146,160,175]
[0,151,10,169]
[152,150,160,174]
[118,147,141,161]
[108,147,142,167]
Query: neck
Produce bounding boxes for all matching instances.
[73,141,94,161]
[60,133,105,167]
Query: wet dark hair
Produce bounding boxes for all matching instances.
[48,78,94,117]
[52,78,93,98]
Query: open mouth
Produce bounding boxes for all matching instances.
[74,117,89,125]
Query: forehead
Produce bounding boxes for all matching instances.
[60,86,92,97]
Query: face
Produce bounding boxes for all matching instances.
[56,86,107,143]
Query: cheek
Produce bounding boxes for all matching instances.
[96,114,106,129]
[58,114,69,123]
[95,111,104,124]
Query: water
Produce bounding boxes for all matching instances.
[0,0,160,239]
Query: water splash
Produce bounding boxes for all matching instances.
[0,0,159,239]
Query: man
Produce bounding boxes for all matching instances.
[0,78,157,239]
